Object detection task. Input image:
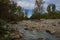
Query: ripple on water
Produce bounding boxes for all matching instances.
[16,24,58,40]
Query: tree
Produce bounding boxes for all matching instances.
[0,0,10,20]
[31,8,41,19]
[35,0,44,13]
[47,4,51,13]
[52,4,56,12]
[24,9,28,20]
[17,6,25,20]
[0,0,19,21]
[47,4,56,13]
[31,0,44,20]
[9,1,17,14]
[47,4,56,19]
[18,12,24,20]
[17,6,22,16]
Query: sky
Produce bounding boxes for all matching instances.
[13,0,60,17]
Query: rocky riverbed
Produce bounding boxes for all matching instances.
[20,19,60,33]
[3,19,60,40]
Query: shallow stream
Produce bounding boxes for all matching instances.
[17,23,58,40]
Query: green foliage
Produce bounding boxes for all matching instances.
[46,4,58,19]
[0,27,10,37]
[0,0,9,20]
[9,1,17,14]
[40,13,48,19]
[47,4,51,13]
[24,10,28,20]
[0,0,17,21]
[18,12,25,20]
[31,8,41,20]
[31,13,41,20]
[52,4,56,12]
[17,6,22,12]
[31,4,60,19]
[16,6,25,20]
[0,0,25,22]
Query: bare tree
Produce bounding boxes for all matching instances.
[35,0,44,13]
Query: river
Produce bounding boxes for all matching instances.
[7,23,58,40]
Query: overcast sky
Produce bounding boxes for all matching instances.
[16,0,60,10]
[13,0,60,17]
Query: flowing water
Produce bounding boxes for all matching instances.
[18,23,58,40]
[9,23,58,40]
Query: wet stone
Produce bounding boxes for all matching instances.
[45,30,51,34]
[24,27,29,30]
[45,38,49,40]
[37,38,43,40]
